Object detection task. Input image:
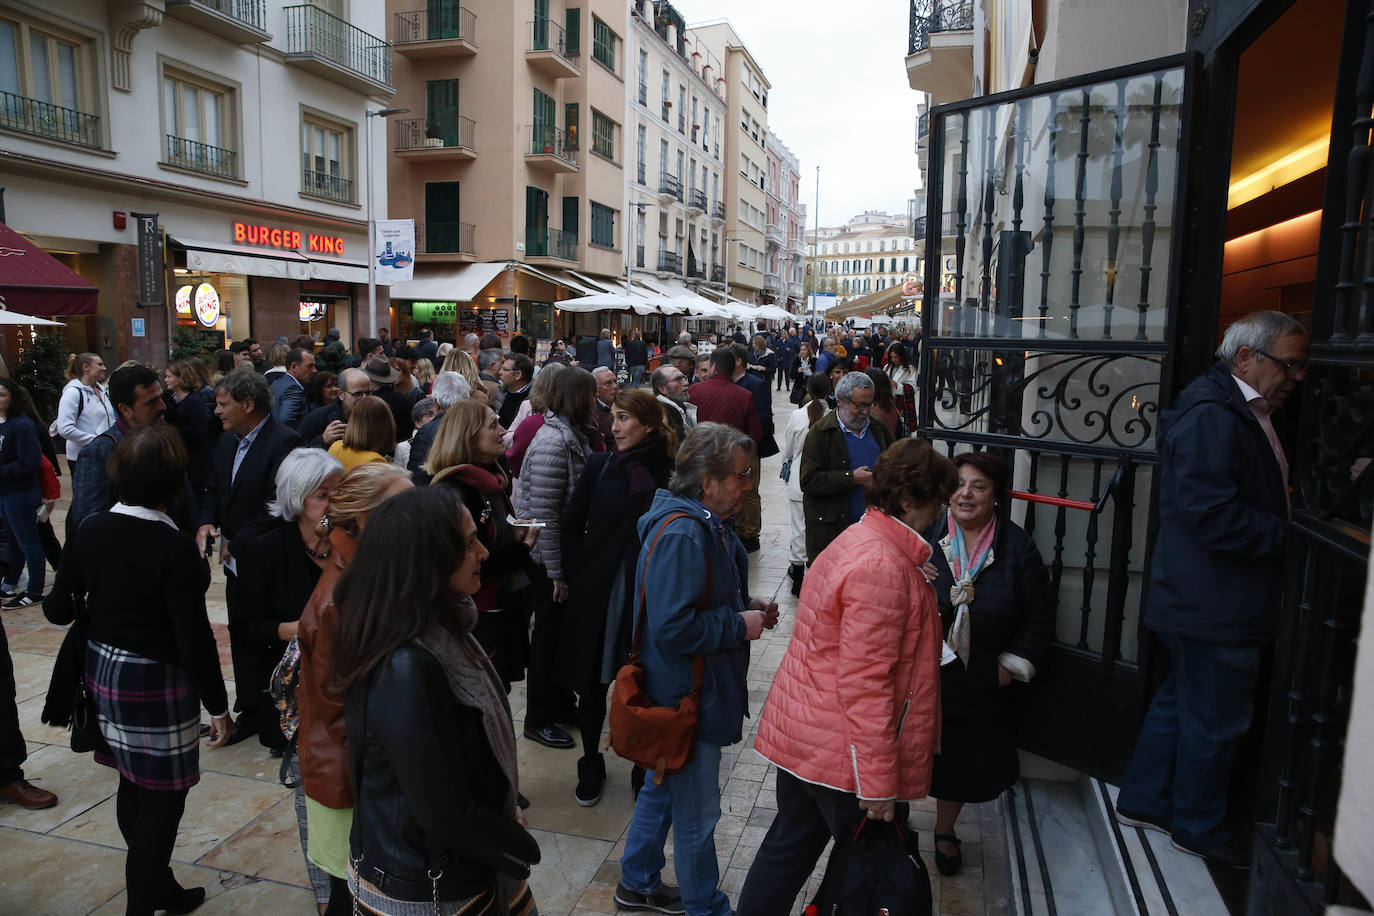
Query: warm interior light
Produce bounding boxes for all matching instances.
[1228,136,1330,209]
[1224,209,1321,252]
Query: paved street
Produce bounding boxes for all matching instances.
[0,386,1010,915]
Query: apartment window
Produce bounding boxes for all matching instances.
[701,107,709,151]
[592,17,615,71]
[0,15,99,147]
[162,69,236,178]
[565,102,578,150]
[661,70,669,122]
[591,109,615,160]
[903,256,910,271]
[677,85,685,133]
[637,50,647,105]
[877,258,885,273]
[636,123,646,184]
[690,95,697,142]
[865,258,873,271]
[864,279,871,293]
[590,202,615,248]
[880,240,887,251]
[659,138,668,178]
[301,113,354,203]
[842,260,849,273]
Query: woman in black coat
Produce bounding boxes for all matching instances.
[789,341,818,405]
[558,389,674,807]
[922,451,1055,877]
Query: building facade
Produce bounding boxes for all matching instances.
[384,0,632,344]
[808,210,922,308]
[763,132,805,310]
[687,19,769,305]
[623,0,727,301]
[0,0,392,366]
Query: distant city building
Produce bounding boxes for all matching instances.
[805,206,923,306]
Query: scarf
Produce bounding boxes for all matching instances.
[941,514,996,667]
[616,434,668,517]
[413,603,523,912]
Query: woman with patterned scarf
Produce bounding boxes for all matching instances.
[921,451,1057,876]
[557,388,677,808]
[332,486,541,916]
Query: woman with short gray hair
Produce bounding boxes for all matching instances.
[669,422,755,501]
[234,447,345,907]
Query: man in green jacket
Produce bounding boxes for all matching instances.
[799,371,893,562]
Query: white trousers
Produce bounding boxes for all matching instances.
[788,496,806,566]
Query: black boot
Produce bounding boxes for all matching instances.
[788,563,805,597]
[630,764,646,800]
[575,753,606,807]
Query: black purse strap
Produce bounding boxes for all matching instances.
[631,512,711,693]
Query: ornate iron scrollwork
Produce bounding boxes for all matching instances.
[1298,372,1374,522]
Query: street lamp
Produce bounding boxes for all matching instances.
[365,107,409,344]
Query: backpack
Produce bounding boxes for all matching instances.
[807,817,932,916]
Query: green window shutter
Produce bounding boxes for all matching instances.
[593,18,614,70]
[425,182,460,253]
[565,8,581,57]
[562,196,579,243]
[533,0,548,48]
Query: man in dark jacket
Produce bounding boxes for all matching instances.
[1116,310,1306,869]
[624,328,649,389]
[295,368,372,449]
[688,349,761,443]
[195,370,303,745]
[726,344,772,552]
[497,353,534,430]
[269,347,314,429]
[70,365,171,531]
[799,371,893,562]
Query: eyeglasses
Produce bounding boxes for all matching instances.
[1254,349,1307,377]
[843,399,874,413]
[343,388,374,398]
[728,466,754,482]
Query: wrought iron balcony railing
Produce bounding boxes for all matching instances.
[173,0,267,30]
[395,114,475,151]
[285,5,391,88]
[711,264,726,283]
[529,18,578,59]
[658,250,683,273]
[917,111,929,150]
[528,125,577,166]
[393,4,475,44]
[302,168,355,203]
[713,202,726,220]
[908,0,974,55]
[418,221,476,254]
[165,135,238,178]
[658,173,682,201]
[525,226,577,260]
[0,90,100,147]
[688,189,707,211]
[688,262,705,279]
[912,215,928,238]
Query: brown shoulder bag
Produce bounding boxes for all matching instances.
[607,512,710,786]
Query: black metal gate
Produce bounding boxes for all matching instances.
[918,55,1195,779]
[1247,1,1372,910]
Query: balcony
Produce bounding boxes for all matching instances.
[765,222,784,246]
[789,235,806,255]
[657,173,682,202]
[905,0,974,105]
[302,168,354,203]
[687,189,706,212]
[711,265,725,284]
[789,280,804,299]
[712,201,726,221]
[657,250,682,274]
[526,125,577,172]
[394,115,476,160]
[916,111,929,151]
[165,0,269,44]
[526,19,579,79]
[393,5,476,58]
[687,261,705,280]
[164,135,238,178]
[284,4,392,95]
[0,91,100,148]
[418,221,476,256]
[913,215,928,239]
[525,226,577,262]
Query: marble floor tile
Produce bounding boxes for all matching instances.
[89,869,315,915]
[16,693,77,746]
[0,743,117,834]
[51,769,289,864]
[198,735,292,784]
[0,830,132,915]
[527,828,615,915]
[196,793,313,888]
[10,650,58,704]
[7,625,68,656]
[519,741,637,842]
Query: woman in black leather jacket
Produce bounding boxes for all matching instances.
[331,486,540,915]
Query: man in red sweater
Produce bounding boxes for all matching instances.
[689,347,762,441]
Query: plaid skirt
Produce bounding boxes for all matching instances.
[347,867,536,916]
[86,640,202,791]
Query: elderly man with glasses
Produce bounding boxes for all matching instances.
[799,371,894,562]
[1115,310,1307,870]
[294,368,375,450]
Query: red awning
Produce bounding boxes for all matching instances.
[0,223,98,316]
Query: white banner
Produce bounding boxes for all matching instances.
[373,219,415,284]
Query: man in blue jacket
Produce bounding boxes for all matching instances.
[617,423,778,916]
[1116,310,1307,869]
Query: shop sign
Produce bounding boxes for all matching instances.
[232,222,345,255]
[175,284,193,315]
[194,282,220,328]
[300,300,329,322]
[133,212,165,308]
[374,219,415,283]
[410,301,458,324]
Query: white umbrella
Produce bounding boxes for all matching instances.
[755,304,793,321]
[557,291,683,317]
[0,299,64,326]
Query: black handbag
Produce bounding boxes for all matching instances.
[70,678,110,755]
[808,817,932,916]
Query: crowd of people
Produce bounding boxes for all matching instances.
[0,310,1298,913]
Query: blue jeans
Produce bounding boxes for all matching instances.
[0,488,43,596]
[1117,633,1262,845]
[620,741,731,916]
[629,364,646,389]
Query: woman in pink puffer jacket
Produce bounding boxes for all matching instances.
[737,438,958,916]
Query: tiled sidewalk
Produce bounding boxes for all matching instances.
[0,386,1010,915]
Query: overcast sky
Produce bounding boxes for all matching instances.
[688,2,925,232]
